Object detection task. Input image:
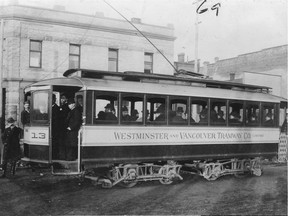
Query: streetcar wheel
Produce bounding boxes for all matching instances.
[119,181,138,188]
[234,172,249,178]
[159,177,173,185]
[119,165,138,188]
[158,166,173,185]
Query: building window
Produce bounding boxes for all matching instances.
[69,44,80,69]
[29,40,42,68]
[108,49,118,72]
[144,53,153,74]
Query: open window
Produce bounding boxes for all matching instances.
[246,102,260,126]
[210,99,227,126]
[228,100,244,126]
[31,91,49,125]
[121,93,144,124]
[93,91,118,124]
[147,95,167,124]
[169,96,188,125]
[190,98,208,125]
[262,103,276,127]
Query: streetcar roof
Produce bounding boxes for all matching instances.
[26,69,284,103]
[63,68,272,91]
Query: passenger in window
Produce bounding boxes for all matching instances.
[122,106,131,121]
[229,111,241,123]
[210,109,218,123]
[217,110,226,123]
[96,111,106,120]
[131,109,139,121]
[249,113,257,123]
[172,107,185,122]
[155,104,166,121]
[104,103,117,121]
[190,116,195,123]
[137,110,149,122]
[264,112,274,125]
[199,108,208,123]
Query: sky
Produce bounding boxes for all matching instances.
[2,0,287,64]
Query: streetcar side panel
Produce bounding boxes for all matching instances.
[81,126,279,167]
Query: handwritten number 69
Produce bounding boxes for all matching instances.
[197,0,221,16]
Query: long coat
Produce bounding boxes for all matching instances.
[65,107,82,147]
[21,110,30,126]
[2,126,22,161]
[52,104,60,137]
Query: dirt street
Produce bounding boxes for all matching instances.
[0,163,286,215]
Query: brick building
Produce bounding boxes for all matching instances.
[202,45,287,99]
[0,4,176,125]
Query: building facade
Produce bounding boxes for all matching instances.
[0,4,176,126]
[202,45,287,99]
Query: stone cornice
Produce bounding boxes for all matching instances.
[0,6,176,41]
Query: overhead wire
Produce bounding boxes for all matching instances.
[102,0,178,73]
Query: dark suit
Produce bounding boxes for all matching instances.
[1,126,22,176]
[58,103,70,159]
[65,107,82,161]
[21,110,30,126]
[52,104,60,159]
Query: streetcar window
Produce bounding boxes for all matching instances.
[121,93,144,124]
[190,98,208,125]
[93,91,118,124]
[228,101,244,126]
[169,96,188,125]
[31,91,49,124]
[147,95,167,124]
[210,99,227,126]
[262,103,275,127]
[246,102,260,126]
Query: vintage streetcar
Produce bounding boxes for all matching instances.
[22,69,286,188]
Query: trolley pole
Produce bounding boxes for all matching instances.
[194,6,199,74]
[0,19,4,164]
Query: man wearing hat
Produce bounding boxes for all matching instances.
[264,112,274,125]
[199,107,208,124]
[64,98,82,161]
[172,107,185,122]
[121,106,131,121]
[21,100,30,126]
[59,94,70,159]
[155,104,166,121]
[131,109,139,121]
[104,103,117,121]
[1,117,22,177]
[229,111,242,124]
